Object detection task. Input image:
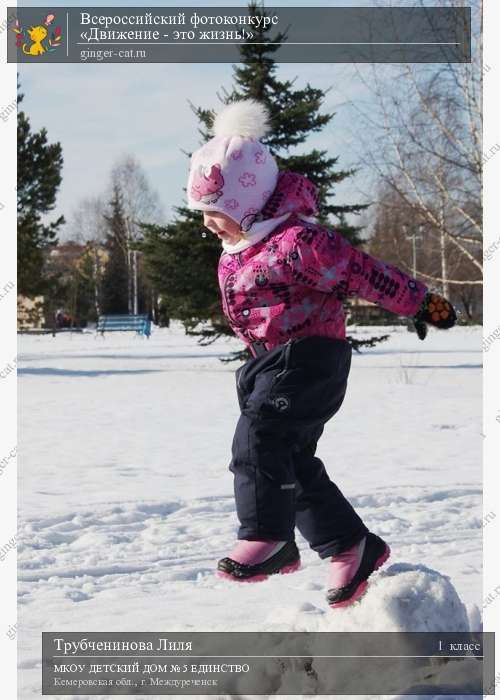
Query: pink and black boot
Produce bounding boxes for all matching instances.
[217,540,300,582]
[326,533,391,608]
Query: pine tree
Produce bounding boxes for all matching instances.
[17,81,65,297]
[141,215,221,333]
[141,1,368,350]
[101,186,129,314]
[222,8,364,237]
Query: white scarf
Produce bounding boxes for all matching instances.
[221,213,317,254]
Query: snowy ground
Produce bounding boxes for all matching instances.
[18,323,483,700]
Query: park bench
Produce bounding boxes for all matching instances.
[96,314,152,338]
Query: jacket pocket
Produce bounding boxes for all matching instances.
[269,365,315,399]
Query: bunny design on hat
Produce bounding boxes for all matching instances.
[190,163,225,205]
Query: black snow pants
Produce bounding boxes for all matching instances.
[229,335,369,559]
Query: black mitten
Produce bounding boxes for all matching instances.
[413,292,457,340]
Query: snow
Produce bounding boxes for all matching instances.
[18,323,483,699]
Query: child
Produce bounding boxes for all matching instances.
[187,100,456,608]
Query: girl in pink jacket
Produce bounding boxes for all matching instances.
[187,100,456,608]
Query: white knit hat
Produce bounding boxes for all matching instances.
[187,100,279,232]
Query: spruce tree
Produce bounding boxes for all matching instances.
[223,8,364,236]
[141,1,368,349]
[17,82,65,297]
[141,216,221,333]
[101,186,129,314]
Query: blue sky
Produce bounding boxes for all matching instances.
[17,0,453,239]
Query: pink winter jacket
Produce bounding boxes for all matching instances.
[218,214,428,354]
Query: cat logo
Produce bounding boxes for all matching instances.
[12,13,63,57]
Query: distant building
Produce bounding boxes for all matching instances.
[346,297,396,325]
[48,240,109,275]
[48,240,85,261]
[17,295,45,330]
[18,241,109,331]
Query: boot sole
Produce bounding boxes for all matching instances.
[329,543,391,609]
[216,558,301,583]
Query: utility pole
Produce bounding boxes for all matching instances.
[439,190,449,299]
[132,249,138,315]
[437,150,450,299]
[403,223,423,279]
[125,217,133,314]
[91,241,101,319]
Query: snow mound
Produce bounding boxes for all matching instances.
[263,561,470,635]
[320,562,470,633]
[239,563,476,700]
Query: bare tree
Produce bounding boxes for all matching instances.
[65,196,107,318]
[108,155,164,314]
[369,183,482,320]
[341,0,482,295]
[67,195,106,244]
[110,154,164,240]
[63,156,163,317]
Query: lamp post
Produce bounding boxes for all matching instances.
[125,218,142,315]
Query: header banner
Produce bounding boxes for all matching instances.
[7,7,471,64]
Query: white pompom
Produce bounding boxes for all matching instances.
[213,99,271,139]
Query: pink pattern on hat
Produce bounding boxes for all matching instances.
[239,172,257,188]
[231,149,243,160]
[255,149,267,165]
[224,198,239,210]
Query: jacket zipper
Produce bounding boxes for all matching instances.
[222,253,245,327]
[236,367,243,392]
